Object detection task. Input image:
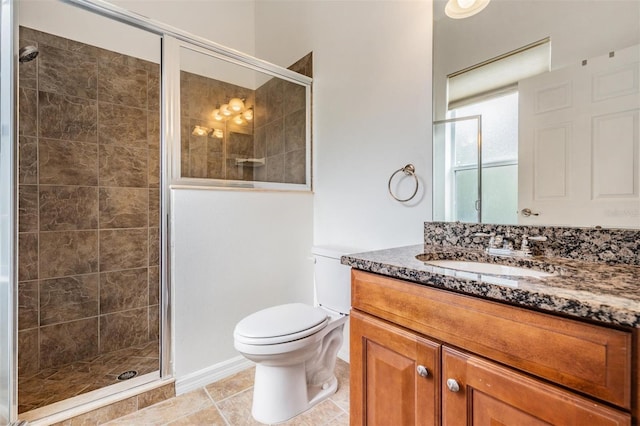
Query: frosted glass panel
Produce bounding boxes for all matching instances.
[452,119,480,167]
[452,92,519,164]
[482,165,518,224]
[453,165,518,225]
[455,169,480,222]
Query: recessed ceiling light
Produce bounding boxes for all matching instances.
[445,0,491,19]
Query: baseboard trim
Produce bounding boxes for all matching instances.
[175,356,253,395]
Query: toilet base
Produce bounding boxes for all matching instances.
[251,362,339,424]
[236,312,347,424]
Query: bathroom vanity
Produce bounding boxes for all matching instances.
[343,224,640,425]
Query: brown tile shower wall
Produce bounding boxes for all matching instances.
[17,26,160,377]
[254,65,309,184]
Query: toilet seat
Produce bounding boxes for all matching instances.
[234,303,329,345]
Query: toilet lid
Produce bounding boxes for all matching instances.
[234,303,329,345]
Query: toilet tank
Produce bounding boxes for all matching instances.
[312,246,357,314]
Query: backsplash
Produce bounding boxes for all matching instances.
[424,222,640,266]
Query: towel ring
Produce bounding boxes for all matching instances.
[388,164,419,202]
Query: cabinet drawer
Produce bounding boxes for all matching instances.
[352,270,632,408]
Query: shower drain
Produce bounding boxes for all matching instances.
[117,370,138,381]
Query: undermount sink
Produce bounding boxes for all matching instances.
[424,260,554,278]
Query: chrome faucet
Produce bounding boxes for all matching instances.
[519,235,547,256]
[474,233,547,257]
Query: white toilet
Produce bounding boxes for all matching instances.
[233,246,352,424]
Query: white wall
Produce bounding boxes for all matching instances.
[115,0,256,56]
[255,0,433,251]
[171,190,314,377]
[19,0,161,62]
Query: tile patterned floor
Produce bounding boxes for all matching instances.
[102,358,350,425]
[19,341,159,413]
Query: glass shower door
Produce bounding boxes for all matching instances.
[433,116,482,223]
[15,1,163,418]
[0,0,17,423]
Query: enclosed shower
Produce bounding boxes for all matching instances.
[16,24,161,414]
[1,0,312,422]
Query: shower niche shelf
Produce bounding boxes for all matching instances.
[235,158,265,167]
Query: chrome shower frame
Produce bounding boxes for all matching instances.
[0,0,18,422]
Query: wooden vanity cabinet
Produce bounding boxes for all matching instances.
[350,270,635,426]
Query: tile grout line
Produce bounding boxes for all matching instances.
[322,411,346,426]
[209,384,255,406]
[203,386,232,426]
[328,397,349,416]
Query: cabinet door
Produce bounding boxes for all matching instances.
[442,347,631,426]
[350,310,440,426]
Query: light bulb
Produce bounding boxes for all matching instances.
[457,0,475,8]
[220,104,232,116]
[233,115,244,125]
[213,129,224,139]
[212,109,223,121]
[242,109,253,121]
[229,97,245,112]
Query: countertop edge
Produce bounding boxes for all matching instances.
[341,245,640,329]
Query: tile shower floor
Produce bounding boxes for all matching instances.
[18,341,159,414]
[103,358,350,425]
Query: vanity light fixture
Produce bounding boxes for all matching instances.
[445,0,490,19]
[211,97,253,126]
[212,128,224,139]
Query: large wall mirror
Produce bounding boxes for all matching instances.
[433,0,640,229]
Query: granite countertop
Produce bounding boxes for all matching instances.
[341,244,640,328]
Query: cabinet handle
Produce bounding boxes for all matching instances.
[446,378,460,392]
[416,365,429,377]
